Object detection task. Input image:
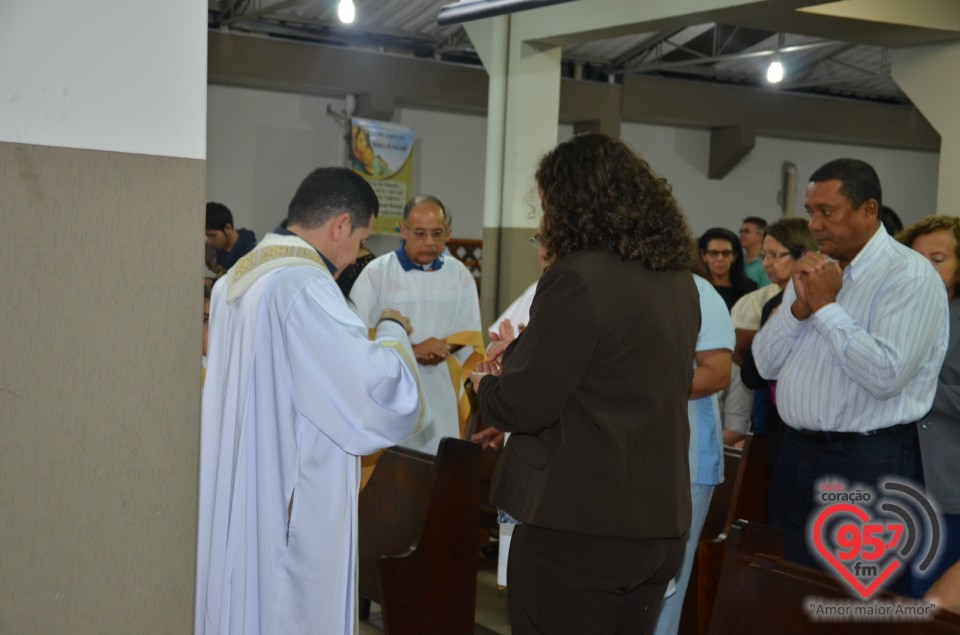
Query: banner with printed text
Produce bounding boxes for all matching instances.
[349,117,415,235]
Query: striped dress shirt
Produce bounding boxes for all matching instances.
[753,225,949,433]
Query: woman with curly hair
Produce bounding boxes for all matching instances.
[469,133,700,635]
[898,215,960,598]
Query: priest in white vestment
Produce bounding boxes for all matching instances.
[196,168,424,635]
[351,195,483,455]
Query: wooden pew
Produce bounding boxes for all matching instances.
[358,438,481,635]
[680,433,770,635]
[465,408,503,535]
[709,520,960,634]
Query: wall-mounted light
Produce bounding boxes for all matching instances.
[338,0,355,24]
[766,59,784,83]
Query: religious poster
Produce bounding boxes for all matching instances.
[349,117,415,235]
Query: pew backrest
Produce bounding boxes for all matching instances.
[708,520,960,634]
[358,437,481,635]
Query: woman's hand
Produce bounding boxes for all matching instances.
[469,360,501,391]
[470,426,505,450]
[487,319,518,365]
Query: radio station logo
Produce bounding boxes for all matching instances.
[808,477,941,602]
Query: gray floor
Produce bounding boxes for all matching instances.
[359,565,511,635]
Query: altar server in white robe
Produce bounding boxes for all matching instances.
[351,195,484,455]
[196,168,424,635]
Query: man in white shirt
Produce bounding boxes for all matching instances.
[352,195,484,454]
[196,168,424,635]
[753,158,948,581]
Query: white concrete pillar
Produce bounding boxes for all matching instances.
[467,18,562,325]
[893,42,960,215]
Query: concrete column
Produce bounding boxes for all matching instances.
[892,43,960,215]
[467,19,562,326]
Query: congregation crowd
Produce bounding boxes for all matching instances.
[195,133,960,635]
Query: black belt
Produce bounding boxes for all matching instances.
[790,422,916,443]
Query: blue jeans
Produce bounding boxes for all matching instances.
[652,483,715,635]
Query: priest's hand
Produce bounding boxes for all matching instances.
[413,337,449,365]
[377,309,413,335]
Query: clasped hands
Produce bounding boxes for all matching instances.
[486,318,522,364]
[411,337,451,365]
[791,252,842,320]
[468,318,520,390]
[467,319,523,450]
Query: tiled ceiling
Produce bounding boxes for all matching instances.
[207,0,920,104]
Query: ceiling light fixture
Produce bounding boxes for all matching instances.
[767,32,785,84]
[338,0,355,24]
[766,59,784,83]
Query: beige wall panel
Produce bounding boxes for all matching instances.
[0,142,204,633]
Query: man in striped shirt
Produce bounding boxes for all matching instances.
[753,158,949,584]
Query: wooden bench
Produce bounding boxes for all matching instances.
[464,406,503,535]
[708,520,960,634]
[358,437,481,635]
[680,433,770,635]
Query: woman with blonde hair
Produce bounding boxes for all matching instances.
[739,217,818,460]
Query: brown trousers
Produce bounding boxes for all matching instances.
[507,523,684,635]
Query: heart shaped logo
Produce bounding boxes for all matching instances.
[811,503,904,599]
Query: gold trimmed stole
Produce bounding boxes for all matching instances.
[444,330,486,436]
[364,328,486,437]
[224,235,329,304]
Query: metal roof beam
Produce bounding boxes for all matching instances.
[220,0,308,27]
[621,38,842,74]
[603,28,687,72]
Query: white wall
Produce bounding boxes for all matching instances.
[395,106,488,241]
[617,122,939,235]
[207,86,346,239]
[207,85,487,255]
[0,0,206,159]
[209,85,939,248]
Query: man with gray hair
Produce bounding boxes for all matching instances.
[352,194,483,454]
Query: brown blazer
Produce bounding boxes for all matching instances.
[480,248,700,539]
